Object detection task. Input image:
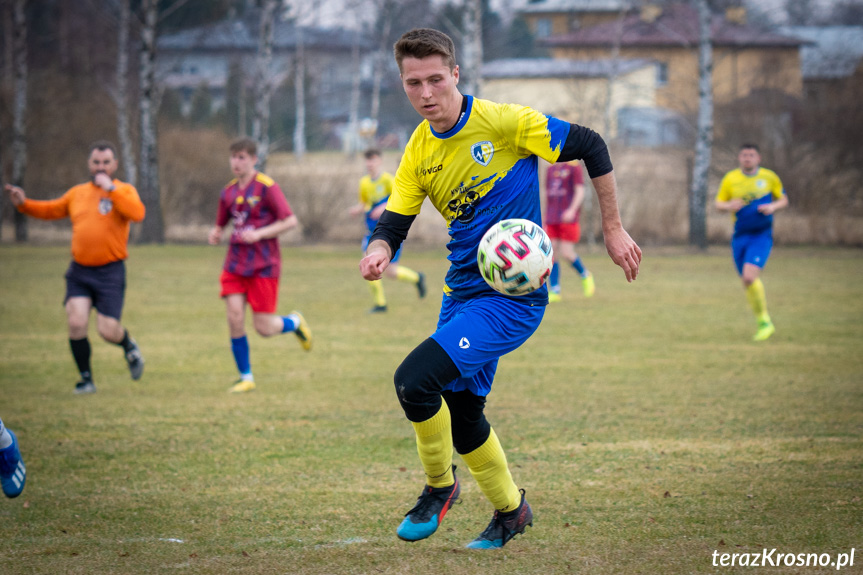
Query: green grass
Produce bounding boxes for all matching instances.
[1,244,861,574]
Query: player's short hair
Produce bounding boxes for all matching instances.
[364,148,382,159]
[394,28,456,73]
[230,137,258,156]
[740,143,760,153]
[88,140,117,159]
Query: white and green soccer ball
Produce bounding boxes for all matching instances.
[477,218,554,296]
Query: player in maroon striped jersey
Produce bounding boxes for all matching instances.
[208,138,313,393]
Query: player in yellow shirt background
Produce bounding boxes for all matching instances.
[715,143,788,341]
[349,148,426,312]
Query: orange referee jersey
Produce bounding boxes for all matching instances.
[17,180,146,267]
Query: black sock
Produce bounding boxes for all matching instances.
[117,329,134,353]
[70,338,92,382]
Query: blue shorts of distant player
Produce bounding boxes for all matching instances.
[731,228,773,275]
[431,294,545,397]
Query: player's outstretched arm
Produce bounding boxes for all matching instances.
[360,239,392,281]
[5,183,70,220]
[5,184,26,206]
[592,171,641,282]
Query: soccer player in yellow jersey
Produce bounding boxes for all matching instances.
[716,143,788,341]
[349,149,426,312]
[359,28,641,549]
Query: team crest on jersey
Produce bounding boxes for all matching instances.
[248,196,260,207]
[98,197,113,215]
[471,141,494,166]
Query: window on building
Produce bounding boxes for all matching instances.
[656,62,669,86]
[535,18,552,38]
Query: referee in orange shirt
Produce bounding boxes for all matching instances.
[6,141,146,394]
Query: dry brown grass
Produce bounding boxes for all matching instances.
[160,127,233,228]
[7,130,861,246]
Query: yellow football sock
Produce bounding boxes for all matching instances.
[368,280,386,307]
[461,428,521,512]
[396,266,420,284]
[411,403,454,488]
[745,278,771,324]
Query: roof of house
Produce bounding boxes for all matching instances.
[780,26,863,79]
[158,10,368,52]
[539,3,809,49]
[517,0,633,15]
[482,57,654,79]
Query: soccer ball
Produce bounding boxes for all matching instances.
[477,218,554,296]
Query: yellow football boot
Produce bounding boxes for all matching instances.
[228,379,256,393]
[753,321,775,342]
[292,311,313,351]
[582,273,595,298]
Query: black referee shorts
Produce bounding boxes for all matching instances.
[64,260,126,320]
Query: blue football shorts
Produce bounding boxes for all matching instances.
[64,260,126,320]
[430,294,545,397]
[362,232,402,264]
[731,228,773,275]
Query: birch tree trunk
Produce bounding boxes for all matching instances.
[12,0,28,242]
[3,1,12,87]
[347,28,361,155]
[138,0,163,243]
[252,0,277,171]
[461,0,483,97]
[293,25,306,159]
[690,0,713,249]
[369,9,391,125]
[116,0,136,187]
[238,69,247,136]
[592,10,626,248]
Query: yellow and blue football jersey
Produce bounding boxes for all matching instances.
[359,172,394,232]
[389,96,570,303]
[716,167,785,235]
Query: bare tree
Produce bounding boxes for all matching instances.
[347,27,362,155]
[11,0,27,242]
[0,95,4,241]
[369,1,393,126]
[116,0,136,187]
[689,0,713,249]
[133,0,194,243]
[461,0,483,97]
[137,0,163,243]
[0,1,9,241]
[2,0,11,87]
[252,0,278,171]
[591,9,628,248]
[283,0,326,159]
[293,23,306,159]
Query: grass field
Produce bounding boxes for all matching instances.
[0,243,861,575]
